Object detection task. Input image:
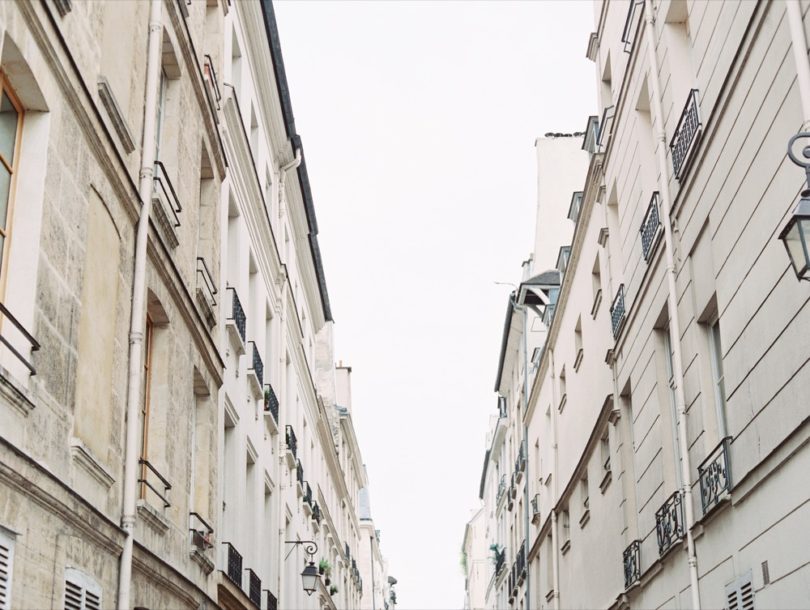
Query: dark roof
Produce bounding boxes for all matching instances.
[523,270,561,287]
[478,449,491,500]
[493,294,516,392]
[260,1,333,322]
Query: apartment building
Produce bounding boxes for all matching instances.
[357,488,395,610]
[469,1,810,609]
[0,1,390,609]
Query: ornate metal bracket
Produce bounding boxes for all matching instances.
[284,539,318,562]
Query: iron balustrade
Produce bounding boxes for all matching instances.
[138,458,171,508]
[312,501,322,524]
[222,542,243,587]
[0,302,40,375]
[265,590,278,610]
[531,494,541,522]
[498,396,507,419]
[698,436,733,515]
[670,89,702,180]
[264,383,279,423]
[195,257,217,329]
[202,54,221,115]
[152,161,182,234]
[226,287,246,343]
[640,192,662,261]
[248,341,264,387]
[610,285,626,338]
[655,490,685,555]
[494,548,505,576]
[296,460,304,487]
[189,511,214,551]
[621,0,644,53]
[345,543,351,560]
[516,542,526,579]
[623,540,641,588]
[496,474,507,504]
[303,481,313,507]
[286,425,297,459]
[246,569,261,607]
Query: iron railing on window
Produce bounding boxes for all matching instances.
[152,161,182,244]
[226,287,246,343]
[265,590,278,610]
[655,490,685,555]
[610,284,626,338]
[138,458,171,508]
[531,494,541,523]
[286,425,297,459]
[264,383,279,423]
[494,548,505,576]
[189,511,214,552]
[698,436,733,515]
[303,481,313,507]
[248,341,264,387]
[623,540,641,588]
[296,459,304,488]
[621,0,644,53]
[196,257,217,330]
[222,542,243,587]
[640,192,662,262]
[670,89,702,180]
[496,474,507,505]
[516,542,526,579]
[312,501,322,524]
[0,302,40,375]
[246,568,261,607]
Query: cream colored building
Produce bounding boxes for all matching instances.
[0,1,389,609]
[471,1,810,609]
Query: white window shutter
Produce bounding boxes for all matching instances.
[64,568,102,610]
[725,571,754,610]
[0,528,14,610]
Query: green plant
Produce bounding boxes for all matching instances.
[329,584,338,596]
[318,558,332,575]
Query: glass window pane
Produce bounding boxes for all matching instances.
[0,234,4,270]
[0,165,11,230]
[0,93,19,165]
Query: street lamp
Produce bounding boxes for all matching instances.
[781,133,810,280]
[285,540,320,596]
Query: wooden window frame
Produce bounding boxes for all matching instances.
[0,72,25,301]
[139,315,155,500]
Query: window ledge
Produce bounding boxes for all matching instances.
[0,366,35,417]
[191,547,215,575]
[70,438,115,489]
[137,499,170,535]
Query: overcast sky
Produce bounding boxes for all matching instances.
[273,2,596,607]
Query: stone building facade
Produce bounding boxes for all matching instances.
[468,1,810,609]
[0,1,390,609]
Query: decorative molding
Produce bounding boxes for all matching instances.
[97,77,135,154]
[191,547,215,575]
[0,367,35,417]
[69,438,115,489]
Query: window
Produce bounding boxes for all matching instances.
[558,367,567,413]
[0,527,15,610]
[579,474,589,526]
[591,255,602,318]
[708,318,728,437]
[64,568,102,610]
[574,317,583,371]
[0,75,23,288]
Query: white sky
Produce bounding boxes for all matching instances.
[273,2,596,607]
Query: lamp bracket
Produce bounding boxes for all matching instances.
[284,540,318,562]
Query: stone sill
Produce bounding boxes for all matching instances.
[137,499,170,535]
[70,438,115,489]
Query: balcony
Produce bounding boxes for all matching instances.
[516,542,526,585]
[152,161,182,248]
[312,501,322,527]
[202,54,221,121]
[0,301,40,376]
[222,542,243,588]
[138,458,171,509]
[246,341,264,398]
[225,287,246,355]
[496,474,507,508]
[189,511,214,552]
[303,482,313,514]
[623,540,641,589]
[246,568,261,608]
[295,459,304,496]
[265,590,278,610]
[610,284,626,339]
[195,258,217,331]
[285,425,298,469]
[670,89,702,180]
[655,490,685,556]
[698,436,732,515]
[640,192,662,262]
[494,547,506,576]
[514,444,526,484]
[263,383,280,431]
[531,494,541,524]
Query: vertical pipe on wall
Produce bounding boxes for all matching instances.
[642,1,701,608]
[786,1,810,126]
[117,0,163,607]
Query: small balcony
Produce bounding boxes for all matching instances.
[623,540,641,589]
[202,54,221,121]
[195,257,217,331]
[285,425,298,469]
[655,490,685,556]
[246,568,261,608]
[640,192,663,262]
[303,481,313,515]
[0,301,40,377]
[295,459,304,497]
[531,494,541,524]
[152,161,182,249]
[516,542,526,585]
[496,474,507,509]
[610,284,626,339]
[265,590,278,610]
[189,511,214,553]
[246,341,264,398]
[222,542,243,588]
[494,547,506,577]
[225,287,246,355]
[698,436,733,516]
[514,444,526,485]
[670,89,702,180]
[263,383,280,431]
[312,501,322,527]
[138,458,171,510]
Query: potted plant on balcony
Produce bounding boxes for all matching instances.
[263,387,271,412]
[329,585,338,596]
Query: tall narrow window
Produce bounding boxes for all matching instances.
[0,76,23,288]
[139,314,155,502]
[708,318,728,437]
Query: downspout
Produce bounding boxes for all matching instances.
[521,305,531,610]
[117,0,162,608]
[369,535,376,610]
[642,2,701,608]
[548,347,560,610]
[786,1,810,127]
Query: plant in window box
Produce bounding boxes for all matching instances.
[319,558,331,576]
[264,387,270,411]
[329,585,338,596]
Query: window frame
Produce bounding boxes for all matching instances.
[0,72,25,300]
[64,567,102,610]
[707,316,728,438]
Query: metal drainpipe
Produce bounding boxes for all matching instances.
[642,1,700,607]
[786,1,810,127]
[117,0,162,608]
[548,347,560,610]
[521,304,531,610]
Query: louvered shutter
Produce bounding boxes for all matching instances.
[725,571,754,610]
[0,529,14,610]
[64,568,102,610]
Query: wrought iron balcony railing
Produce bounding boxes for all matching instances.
[248,341,264,387]
[312,501,322,524]
[265,590,278,610]
[195,257,217,330]
[152,161,182,248]
[189,511,214,552]
[698,436,733,515]
[0,301,40,375]
[655,490,685,556]
[516,542,526,580]
[640,192,662,262]
[610,284,626,338]
[222,542,243,587]
[286,425,298,459]
[264,383,279,423]
[138,458,171,508]
[303,481,313,507]
[296,459,304,488]
[202,54,221,117]
[496,474,507,505]
[226,287,246,344]
[247,568,261,607]
[494,548,506,575]
[623,540,641,589]
[670,89,702,180]
[531,494,541,524]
